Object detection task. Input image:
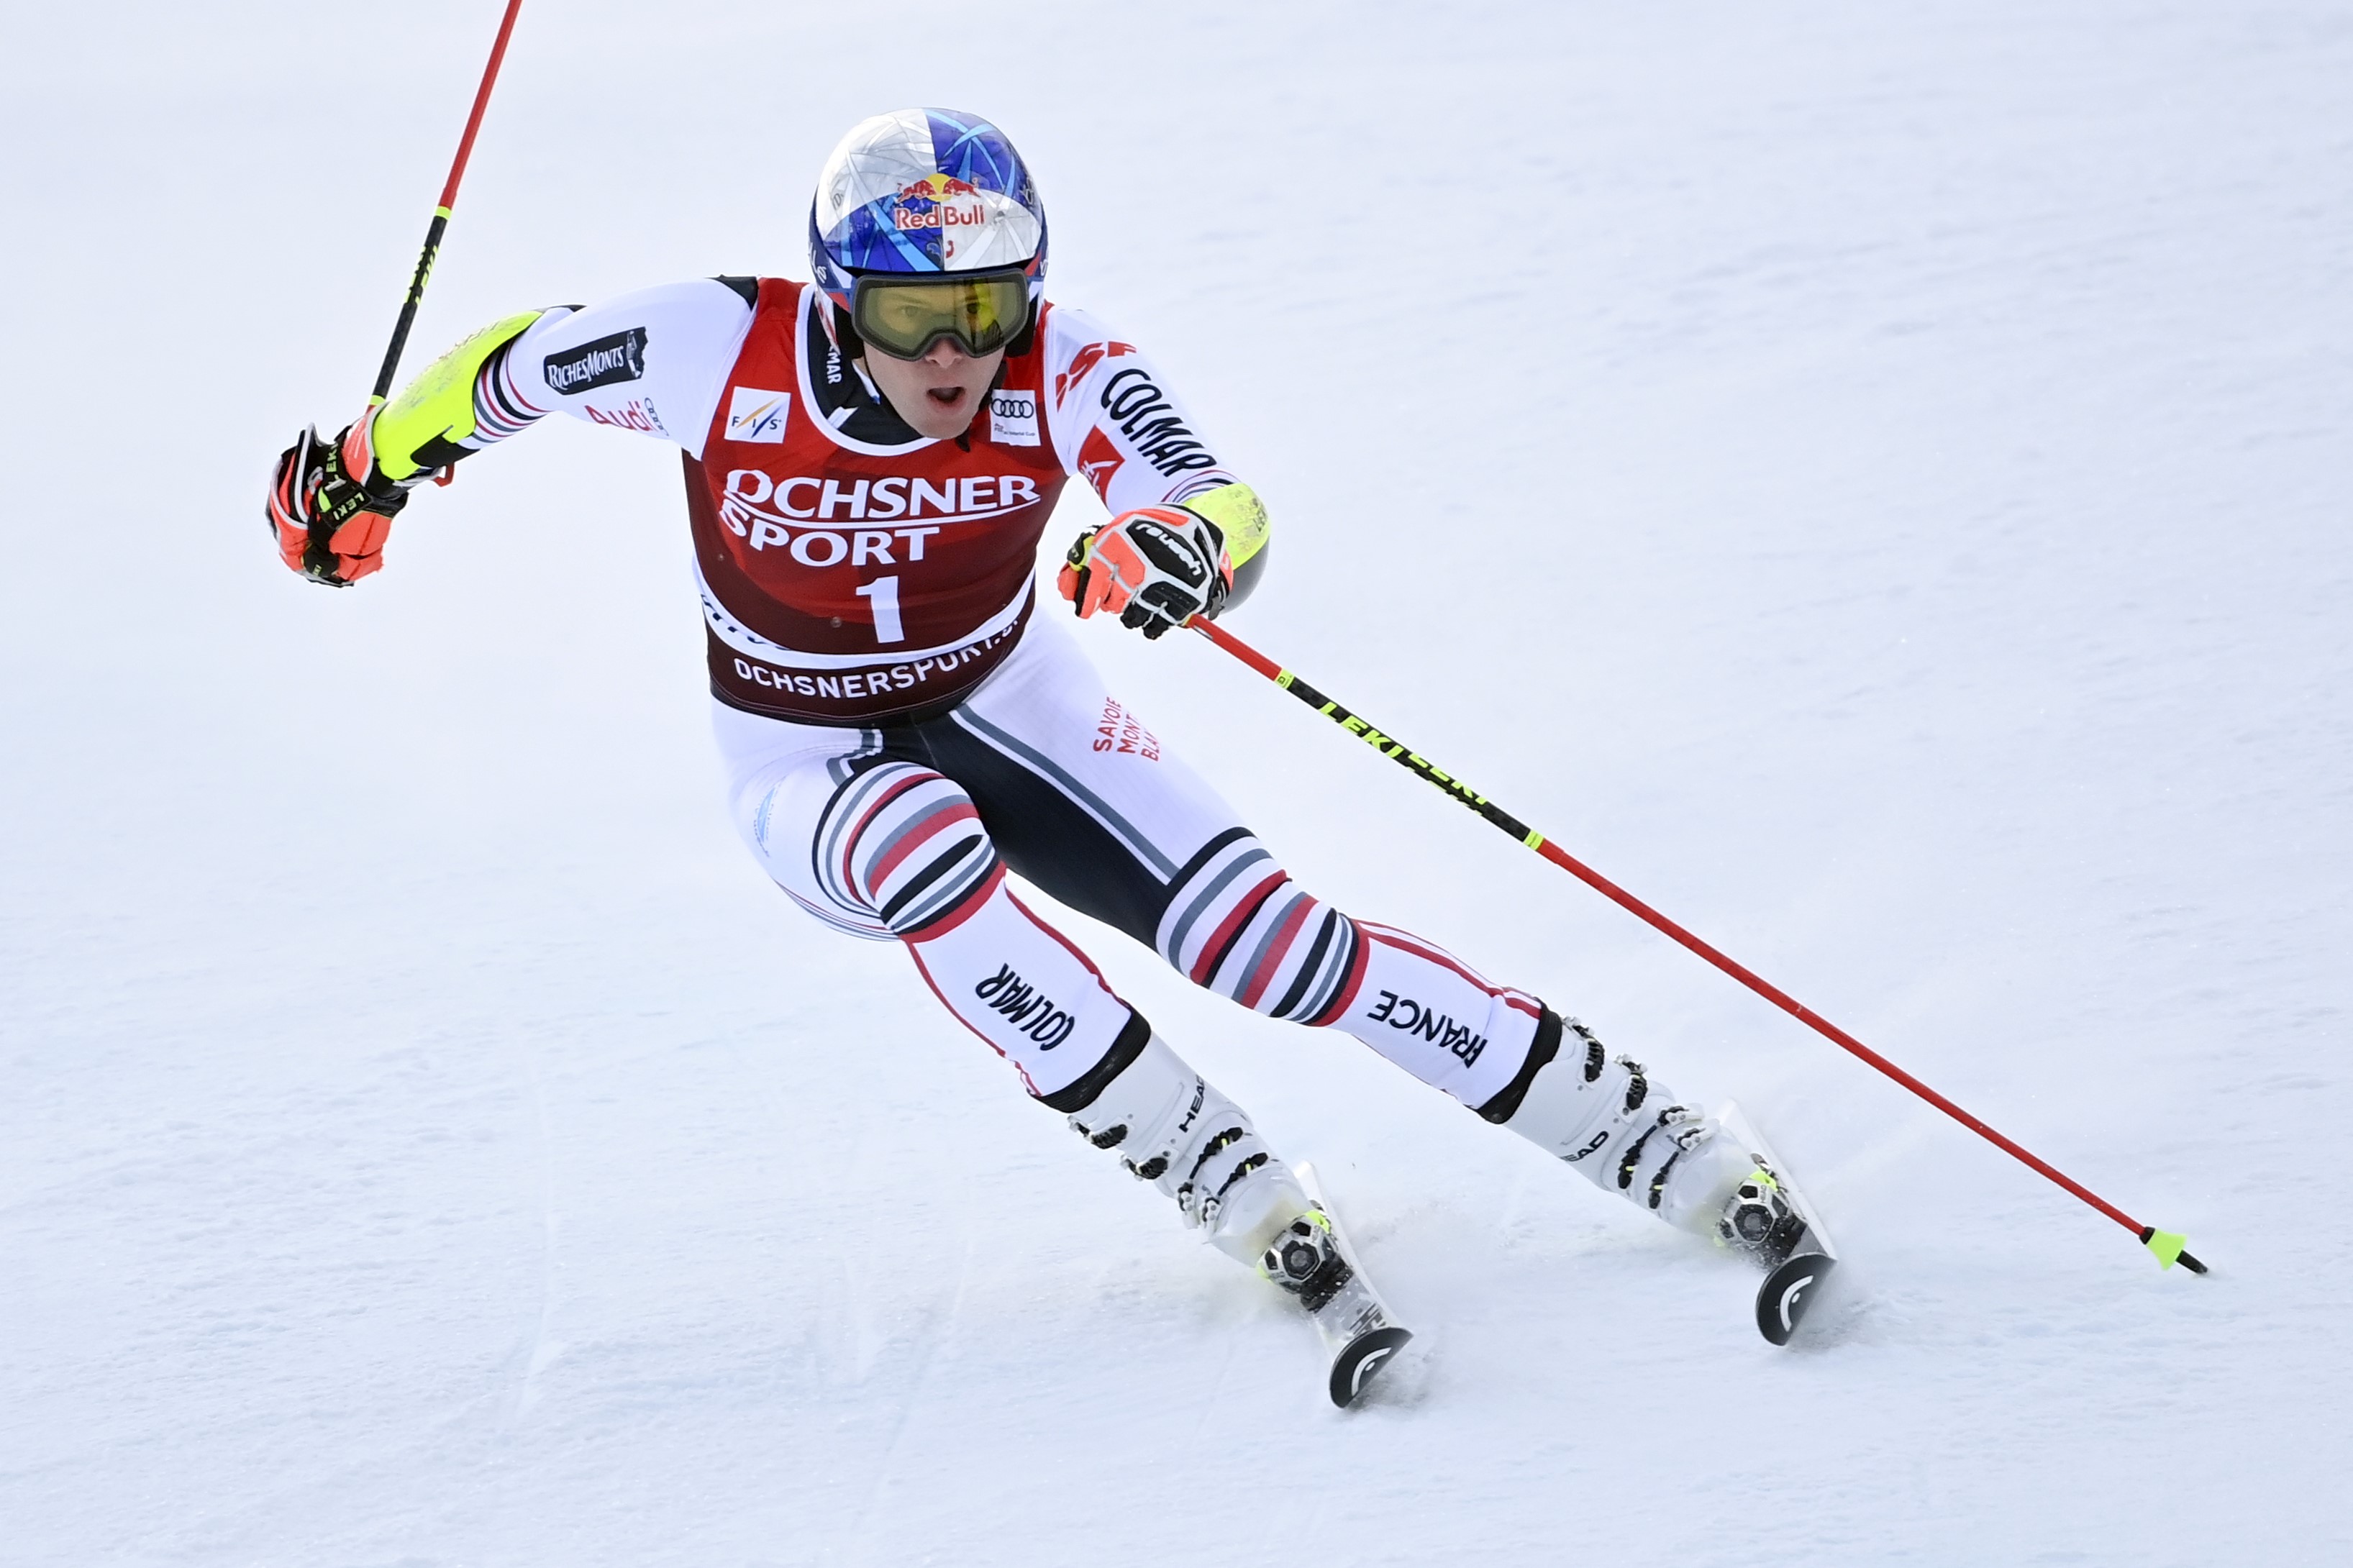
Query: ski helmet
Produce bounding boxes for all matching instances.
[809,108,1048,352]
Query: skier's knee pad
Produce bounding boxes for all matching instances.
[1054,1024,1308,1264]
[1498,1016,1729,1231]
[808,760,1002,938]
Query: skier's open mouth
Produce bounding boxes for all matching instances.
[927,386,967,407]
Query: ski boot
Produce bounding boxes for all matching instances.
[1055,1030,1414,1403]
[1061,1026,1309,1264]
[1496,1014,1838,1342]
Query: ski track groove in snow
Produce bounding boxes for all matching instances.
[4,0,2350,1563]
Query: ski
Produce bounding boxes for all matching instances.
[1278,1164,1414,1408]
[1713,1104,1840,1346]
[1756,1247,1837,1346]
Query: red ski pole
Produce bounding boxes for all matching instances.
[368,0,527,406]
[1187,614,2206,1275]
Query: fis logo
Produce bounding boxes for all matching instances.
[726,387,790,444]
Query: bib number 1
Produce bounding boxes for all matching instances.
[855,575,904,644]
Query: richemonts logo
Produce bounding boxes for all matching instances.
[545,328,647,395]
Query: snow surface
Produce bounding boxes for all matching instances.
[4,2,2349,1563]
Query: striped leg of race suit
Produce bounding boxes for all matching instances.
[1152,830,1552,1113]
[714,616,1558,1118]
[721,705,1311,1257]
[734,734,1140,1105]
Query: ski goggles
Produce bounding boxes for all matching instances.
[850,268,1032,360]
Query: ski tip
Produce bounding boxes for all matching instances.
[2140,1227,2207,1274]
[1328,1325,1414,1408]
[1755,1252,1837,1346]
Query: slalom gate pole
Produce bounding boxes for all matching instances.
[367,0,527,406]
[1186,614,2206,1275]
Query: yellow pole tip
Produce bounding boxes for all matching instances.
[2142,1229,2205,1272]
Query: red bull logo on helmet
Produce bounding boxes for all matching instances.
[896,174,980,201]
[892,173,988,236]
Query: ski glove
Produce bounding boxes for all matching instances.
[1058,505,1233,639]
[265,411,417,586]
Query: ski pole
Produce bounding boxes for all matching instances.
[367,0,527,406]
[1186,614,2206,1275]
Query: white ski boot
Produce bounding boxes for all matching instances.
[1062,1026,1310,1265]
[1496,1015,1837,1341]
[1058,1030,1414,1401]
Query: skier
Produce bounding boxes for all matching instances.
[268,108,1821,1392]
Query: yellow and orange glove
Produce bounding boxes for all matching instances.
[265,411,415,586]
[1057,505,1234,640]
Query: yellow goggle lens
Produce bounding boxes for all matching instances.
[852,273,1031,359]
